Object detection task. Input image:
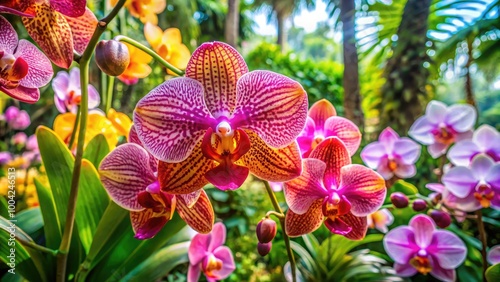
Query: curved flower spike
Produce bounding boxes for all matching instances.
[284,137,386,239]
[0,16,53,103]
[383,214,467,282]
[448,124,500,166]
[297,99,361,157]
[134,41,307,191]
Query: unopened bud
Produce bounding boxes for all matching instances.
[430,210,451,228]
[256,218,277,243]
[95,40,130,76]
[390,192,409,208]
[257,242,272,256]
[412,199,427,211]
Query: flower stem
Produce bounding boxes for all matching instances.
[113,35,185,76]
[67,106,80,150]
[263,181,296,282]
[55,1,127,281]
[105,76,115,113]
[476,210,488,282]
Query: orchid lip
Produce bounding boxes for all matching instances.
[216,121,234,138]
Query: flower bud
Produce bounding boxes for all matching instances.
[257,242,272,256]
[95,40,130,76]
[430,210,451,228]
[256,218,277,243]
[412,199,427,211]
[390,192,409,208]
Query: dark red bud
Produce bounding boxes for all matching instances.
[390,192,409,208]
[430,210,451,228]
[257,242,272,256]
[256,218,277,243]
[412,199,428,211]
[95,40,130,76]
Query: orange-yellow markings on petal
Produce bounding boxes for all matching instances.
[340,213,368,240]
[64,7,98,54]
[176,190,214,234]
[285,199,324,237]
[309,137,351,188]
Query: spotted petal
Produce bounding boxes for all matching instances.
[339,213,368,240]
[309,137,351,189]
[64,8,98,54]
[185,41,248,117]
[232,70,308,149]
[99,143,156,211]
[0,15,18,53]
[50,0,86,17]
[134,77,214,162]
[0,2,35,17]
[16,39,53,88]
[130,209,170,240]
[285,199,324,237]
[176,190,214,234]
[0,85,39,103]
[309,99,336,133]
[323,116,361,156]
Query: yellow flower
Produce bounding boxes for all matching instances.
[111,0,166,25]
[144,23,191,73]
[53,112,119,150]
[117,42,152,85]
[107,108,132,136]
[0,168,42,208]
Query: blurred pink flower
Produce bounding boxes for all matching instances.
[488,245,500,265]
[52,68,100,113]
[448,124,500,166]
[188,222,236,282]
[367,208,394,233]
[11,132,27,145]
[2,106,30,130]
[361,127,421,180]
[269,182,283,192]
[22,135,40,164]
[409,100,476,158]
[0,152,12,164]
[383,214,467,282]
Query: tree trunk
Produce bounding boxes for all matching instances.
[465,38,476,107]
[224,0,240,48]
[276,10,287,53]
[340,0,364,129]
[378,0,432,134]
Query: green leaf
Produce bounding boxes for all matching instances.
[0,196,8,218]
[301,233,320,259]
[83,134,110,168]
[391,180,419,195]
[15,208,43,236]
[486,263,500,282]
[33,178,61,250]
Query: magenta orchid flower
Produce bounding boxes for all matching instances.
[0,16,53,103]
[52,68,100,113]
[442,154,500,211]
[99,128,215,239]
[0,151,11,164]
[488,245,500,265]
[2,106,30,130]
[134,41,307,192]
[297,99,361,157]
[361,127,421,180]
[283,137,386,239]
[188,222,236,282]
[383,214,467,282]
[367,208,394,233]
[408,100,476,158]
[448,124,500,166]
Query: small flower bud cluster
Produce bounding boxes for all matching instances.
[256,217,277,256]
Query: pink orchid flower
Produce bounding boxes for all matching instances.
[0,16,53,103]
[488,245,500,265]
[408,100,476,158]
[448,124,500,166]
[0,152,12,164]
[297,99,361,157]
[188,222,236,282]
[11,132,27,145]
[2,106,30,130]
[442,154,500,211]
[283,137,386,239]
[361,127,421,180]
[99,128,215,239]
[426,183,467,222]
[0,0,97,69]
[134,41,307,192]
[383,214,467,282]
[52,68,100,113]
[367,208,394,233]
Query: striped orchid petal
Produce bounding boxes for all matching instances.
[179,190,202,208]
[185,41,248,117]
[134,77,214,162]
[0,1,35,17]
[309,137,351,189]
[0,15,17,52]
[130,208,170,240]
[15,39,53,88]
[99,143,156,211]
[0,85,39,103]
[285,199,324,237]
[176,190,214,234]
[238,130,302,182]
[309,99,336,133]
[324,116,361,156]
[50,0,86,17]
[232,70,308,149]
[339,213,368,240]
[64,7,97,54]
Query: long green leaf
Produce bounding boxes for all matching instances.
[487,264,500,282]
[82,134,110,168]
[33,178,61,250]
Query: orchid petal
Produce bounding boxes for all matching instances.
[187,263,201,282]
[379,127,400,151]
[0,85,39,103]
[383,226,418,264]
[445,104,476,132]
[428,230,466,269]
[88,84,100,109]
[409,214,435,248]
[54,96,66,113]
[393,138,421,165]
[283,158,328,214]
[474,125,499,151]
[99,143,156,211]
[134,77,214,162]
[285,199,324,237]
[487,245,500,265]
[144,22,162,50]
[323,116,361,156]
[64,8,98,54]
[130,209,169,240]
[324,217,351,236]
[211,246,236,280]
[16,39,53,88]
[340,164,386,216]
[0,15,18,53]
[208,222,226,252]
[188,231,211,265]
[428,142,448,159]
[394,164,417,179]
[0,5,35,17]
[185,41,248,117]
[177,190,214,234]
[442,167,476,198]
[429,259,456,282]
[309,137,351,189]
[22,3,73,68]
[485,163,500,189]
[340,213,368,240]
[297,117,315,157]
[308,99,336,132]
[447,140,480,166]
[376,158,394,180]
[239,130,302,182]
[394,263,418,277]
[471,154,494,180]
[50,0,86,17]
[360,142,386,169]
[408,116,436,145]
[52,71,69,100]
[426,100,447,123]
[205,162,249,191]
[177,191,201,208]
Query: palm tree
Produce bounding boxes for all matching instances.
[225,0,240,47]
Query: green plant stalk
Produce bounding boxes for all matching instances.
[105,76,115,113]
[67,106,80,150]
[263,181,296,282]
[18,237,58,256]
[113,35,185,76]
[476,210,488,282]
[56,1,127,281]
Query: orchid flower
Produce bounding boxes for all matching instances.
[361,127,421,180]
[2,106,30,130]
[99,128,215,239]
[111,0,166,25]
[52,68,100,113]
[0,16,53,103]
[408,100,476,158]
[11,132,27,146]
[144,23,191,72]
[442,154,500,210]
[488,245,500,265]
[297,99,361,157]
[22,134,40,164]
[107,108,132,137]
[188,222,236,282]
[283,137,386,239]
[383,214,467,282]
[0,0,97,68]
[134,41,307,191]
[448,124,500,166]
[367,208,394,233]
[116,43,152,85]
[426,183,467,222]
